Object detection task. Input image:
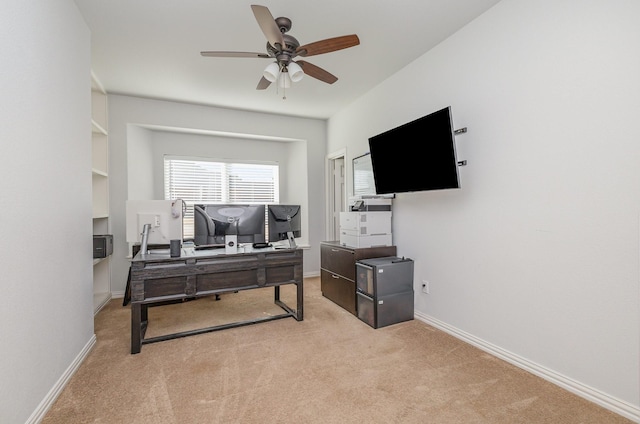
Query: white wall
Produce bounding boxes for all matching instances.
[108,95,326,296]
[328,0,640,419]
[126,125,154,200]
[0,1,94,423]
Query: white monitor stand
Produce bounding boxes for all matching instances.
[286,231,297,248]
[225,234,238,254]
[140,224,151,255]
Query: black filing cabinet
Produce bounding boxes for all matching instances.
[356,256,414,328]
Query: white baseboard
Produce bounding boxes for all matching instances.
[94,293,112,315]
[26,335,97,424]
[111,290,125,299]
[414,311,640,423]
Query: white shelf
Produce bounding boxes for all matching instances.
[92,168,108,177]
[91,119,107,135]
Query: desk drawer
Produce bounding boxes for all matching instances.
[143,276,188,300]
[265,265,296,285]
[197,269,259,293]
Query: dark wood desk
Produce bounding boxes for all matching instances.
[129,246,303,354]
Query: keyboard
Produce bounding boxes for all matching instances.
[194,244,225,250]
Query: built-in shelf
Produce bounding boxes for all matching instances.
[91,71,111,314]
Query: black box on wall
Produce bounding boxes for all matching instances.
[93,235,113,259]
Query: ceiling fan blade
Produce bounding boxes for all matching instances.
[296,60,338,84]
[296,34,360,57]
[256,76,272,90]
[251,5,285,49]
[201,51,271,58]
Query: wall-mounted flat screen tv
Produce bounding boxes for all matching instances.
[368,106,460,194]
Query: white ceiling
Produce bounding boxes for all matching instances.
[75,0,502,119]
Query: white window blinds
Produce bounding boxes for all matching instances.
[164,157,279,238]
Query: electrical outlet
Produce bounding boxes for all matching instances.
[421,280,430,294]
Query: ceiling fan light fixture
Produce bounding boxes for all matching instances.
[287,62,304,82]
[278,71,292,88]
[263,62,280,82]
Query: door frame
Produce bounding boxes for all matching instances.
[326,148,347,241]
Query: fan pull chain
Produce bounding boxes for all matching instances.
[276,70,286,100]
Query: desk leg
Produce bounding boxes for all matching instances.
[274,284,303,321]
[131,303,142,354]
[123,267,131,307]
[296,280,304,321]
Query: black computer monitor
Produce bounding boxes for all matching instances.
[267,204,301,246]
[194,204,266,246]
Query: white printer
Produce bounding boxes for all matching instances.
[339,197,392,248]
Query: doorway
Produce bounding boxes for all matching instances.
[327,149,346,241]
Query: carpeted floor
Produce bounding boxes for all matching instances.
[42,277,632,423]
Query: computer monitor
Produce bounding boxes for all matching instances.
[194,204,266,246]
[126,200,184,252]
[268,204,301,247]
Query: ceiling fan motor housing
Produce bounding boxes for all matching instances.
[275,17,292,33]
[267,33,299,51]
[268,31,299,66]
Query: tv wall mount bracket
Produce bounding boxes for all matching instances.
[454,127,467,166]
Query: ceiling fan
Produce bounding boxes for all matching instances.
[200,5,360,93]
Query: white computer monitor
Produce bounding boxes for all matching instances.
[125,200,183,245]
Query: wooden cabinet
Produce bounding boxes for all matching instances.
[92,71,111,314]
[320,241,396,315]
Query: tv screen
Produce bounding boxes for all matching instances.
[368,106,460,194]
[268,204,301,242]
[193,204,266,245]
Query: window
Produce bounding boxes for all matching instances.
[164,157,279,238]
